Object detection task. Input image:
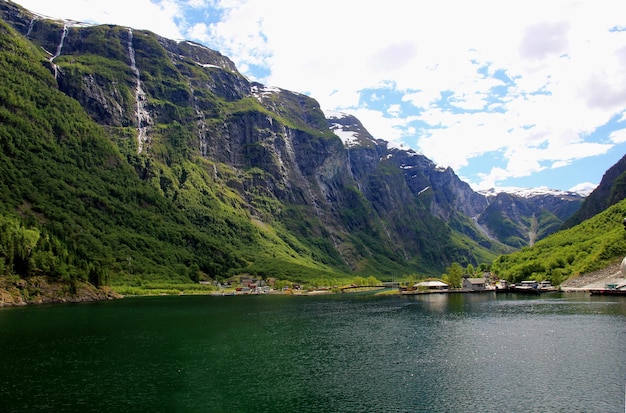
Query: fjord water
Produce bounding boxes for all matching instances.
[1,293,624,412]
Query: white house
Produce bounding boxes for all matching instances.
[414,280,449,291]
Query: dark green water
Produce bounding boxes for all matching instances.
[1,292,625,412]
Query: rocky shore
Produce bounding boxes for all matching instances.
[560,261,626,291]
[0,276,121,307]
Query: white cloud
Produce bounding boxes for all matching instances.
[14,0,184,39]
[474,167,510,191]
[186,0,207,7]
[368,42,418,73]
[386,105,401,118]
[519,21,570,61]
[569,182,597,195]
[581,73,626,110]
[347,108,409,148]
[609,128,626,143]
[188,22,215,46]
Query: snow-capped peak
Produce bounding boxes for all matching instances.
[325,110,365,148]
[478,186,590,198]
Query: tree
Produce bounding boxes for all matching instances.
[442,262,463,288]
[188,263,200,283]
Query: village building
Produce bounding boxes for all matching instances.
[414,280,449,291]
[462,277,486,291]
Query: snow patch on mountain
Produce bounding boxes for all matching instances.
[479,186,590,198]
[332,128,360,147]
[195,62,221,69]
[251,85,281,101]
[325,111,364,148]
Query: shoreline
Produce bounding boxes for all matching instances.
[559,262,625,292]
[3,263,625,307]
[0,276,121,307]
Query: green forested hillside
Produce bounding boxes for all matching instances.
[0,19,233,281]
[0,19,345,293]
[491,199,626,285]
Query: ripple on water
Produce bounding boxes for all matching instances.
[0,293,624,412]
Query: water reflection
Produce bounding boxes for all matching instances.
[408,291,497,314]
[0,293,624,412]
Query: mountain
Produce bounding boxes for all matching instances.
[477,188,585,248]
[491,197,626,285]
[561,154,626,229]
[0,1,589,288]
[325,112,585,250]
[491,155,626,285]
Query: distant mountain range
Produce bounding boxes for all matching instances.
[480,186,594,198]
[0,0,618,286]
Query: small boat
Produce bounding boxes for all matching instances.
[510,280,540,295]
[495,280,510,293]
[537,280,558,293]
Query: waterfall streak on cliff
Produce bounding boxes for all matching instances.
[283,130,322,218]
[346,150,361,192]
[278,121,297,172]
[127,28,151,153]
[307,188,322,218]
[49,24,67,79]
[26,18,35,37]
[283,135,296,163]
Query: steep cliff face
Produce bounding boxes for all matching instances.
[563,154,626,229]
[325,113,506,267]
[326,113,487,219]
[478,190,584,248]
[0,1,585,280]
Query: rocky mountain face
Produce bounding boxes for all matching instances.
[562,154,626,229]
[0,1,586,279]
[478,190,584,248]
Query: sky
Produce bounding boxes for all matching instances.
[12,0,626,193]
